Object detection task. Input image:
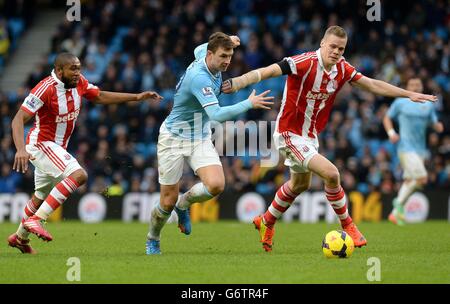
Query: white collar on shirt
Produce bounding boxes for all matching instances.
[51,69,67,89]
[316,49,338,77]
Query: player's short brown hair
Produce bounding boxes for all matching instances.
[324,26,347,39]
[207,32,234,53]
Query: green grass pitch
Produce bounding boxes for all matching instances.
[1,220,449,283]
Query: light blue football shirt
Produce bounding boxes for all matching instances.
[164,43,252,139]
[387,98,438,155]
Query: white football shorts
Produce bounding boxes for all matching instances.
[398,152,427,179]
[157,123,222,185]
[26,141,82,200]
[273,131,319,173]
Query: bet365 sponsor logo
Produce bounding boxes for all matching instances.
[55,108,80,123]
[306,91,330,100]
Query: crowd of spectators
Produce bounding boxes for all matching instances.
[0,0,449,197]
[0,0,36,72]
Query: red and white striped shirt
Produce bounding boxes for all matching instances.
[21,70,100,149]
[276,49,363,139]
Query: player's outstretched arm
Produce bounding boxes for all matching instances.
[11,109,35,173]
[352,76,437,103]
[92,90,163,105]
[221,63,283,94]
[203,90,274,122]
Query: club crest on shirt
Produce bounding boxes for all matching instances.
[64,154,71,160]
[202,87,213,97]
[331,79,338,89]
[324,79,338,91]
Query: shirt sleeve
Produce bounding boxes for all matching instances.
[203,99,253,122]
[285,52,315,76]
[190,74,220,109]
[194,43,208,60]
[343,60,363,83]
[79,74,100,100]
[387,99,401,119]
[20,80,50,115]
[190,74,252,122]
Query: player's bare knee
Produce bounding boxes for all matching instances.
[160,190,178,206]
[205,182,224,196]
[71,169,88,185]
[325,169,340,186]
[160,185,179,207]
[31,194,44,206]
[160,198,177,210]
[291,181,310,194]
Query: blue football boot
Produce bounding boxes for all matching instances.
[146,239,161,255]
[174,206,191,235]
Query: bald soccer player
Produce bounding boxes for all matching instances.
[8,53,162,254]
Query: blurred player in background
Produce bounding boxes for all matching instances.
[146,32,274,255]
[8,52,162,254]
[222,25,437,252]
[383,77,444,225]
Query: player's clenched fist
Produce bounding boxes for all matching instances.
[229,35,241,47]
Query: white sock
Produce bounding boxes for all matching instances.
[175,183,214,210]
[17,198,42,240]
[397,180,417,205]
[147,203,171,241]
[16,222,29,240]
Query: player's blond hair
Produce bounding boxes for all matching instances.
[323,26,347,39]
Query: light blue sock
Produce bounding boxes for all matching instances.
[175,183,214,210]
[147,203,171,241]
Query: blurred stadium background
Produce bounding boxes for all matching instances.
[0,0,449,225]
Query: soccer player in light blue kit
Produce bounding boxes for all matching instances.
[146,32,274,254]
[383,78,444,225]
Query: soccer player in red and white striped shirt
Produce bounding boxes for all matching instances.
[8,53,162,254]
[222,26,437,252]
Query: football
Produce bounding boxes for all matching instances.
[322,230,354,258]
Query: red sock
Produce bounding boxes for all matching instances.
[23,199,40,219]
[35,176,80,220]
[263,182,300,227]
[325,185,352,227]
